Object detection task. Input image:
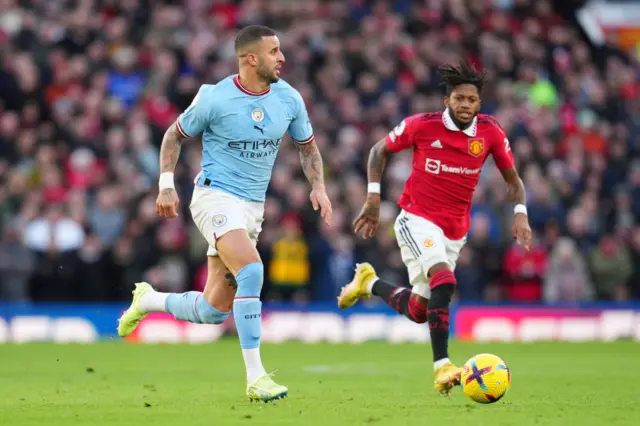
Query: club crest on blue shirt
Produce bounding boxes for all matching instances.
[251,108,264,123]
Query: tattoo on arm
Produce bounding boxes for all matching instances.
[502,168,527,205]
[360,139,391,218]
[160,122,188,174]
[296,140,325,187]
[225,272,237,290]
[368,139,390,185]
[507,179,526,205]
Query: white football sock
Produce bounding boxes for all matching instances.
[366,277,379,294]
[138,291,168,313]
[434,357,451,371]
[243,348,267,384]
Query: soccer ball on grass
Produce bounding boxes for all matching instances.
[460,353,510,404]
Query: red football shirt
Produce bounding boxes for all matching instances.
[384,111,515,240]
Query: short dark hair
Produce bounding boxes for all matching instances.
[438,61,488,95]
[234,25,277,53]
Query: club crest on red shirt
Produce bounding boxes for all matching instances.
[468,138,484,157]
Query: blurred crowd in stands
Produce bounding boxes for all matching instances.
[1,0,639,305]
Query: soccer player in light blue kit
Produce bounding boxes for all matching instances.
[117,26,332,402]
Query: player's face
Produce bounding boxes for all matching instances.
[444,84,481,126]
[257,36,285,84]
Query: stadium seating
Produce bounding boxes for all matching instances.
[0,0,638,305]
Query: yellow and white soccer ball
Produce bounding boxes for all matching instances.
[460,353,511,404]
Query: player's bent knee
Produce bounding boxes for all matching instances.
[203,259,237,311]
[196,293,231,324]
[215,229,261,275]
[410,293,429,306]
[408,295,428,323]
[411,283,431,300]
[203,289,234,312]
[429,268,456,289]
[235,262,264,298]
[428,262,452,277]
[427,268,456,311]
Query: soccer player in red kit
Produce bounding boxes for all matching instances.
[337,62,532,395]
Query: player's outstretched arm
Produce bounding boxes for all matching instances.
[354,139,392,239]
[156,121,190,219]
[296,140,333,225]
[499,167,532,251]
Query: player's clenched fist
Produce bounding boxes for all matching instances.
[512,212,532,251]
[354,194,380,239]
[156,188,180,218]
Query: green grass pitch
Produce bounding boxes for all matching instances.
[1,340,639,426]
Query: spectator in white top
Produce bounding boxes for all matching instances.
[23,203,85,253]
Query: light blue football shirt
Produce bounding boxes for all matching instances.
[176,74,314,202]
